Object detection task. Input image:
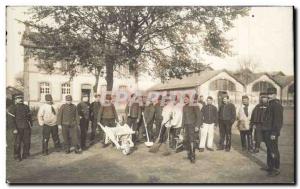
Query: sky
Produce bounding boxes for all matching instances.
[6,6,294,86]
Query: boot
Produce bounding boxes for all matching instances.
[190,142,195,163]
[42,141,49,156]
[75,145,82,154]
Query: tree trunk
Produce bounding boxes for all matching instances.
[105,55,114,91]
[93,73,100,93]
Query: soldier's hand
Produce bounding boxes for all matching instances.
[252,125,256,129]
[58,125,62,130]
[136,119,139,124]
[195,127,199,132]
[13,129,18,134]
[270,135,276,140]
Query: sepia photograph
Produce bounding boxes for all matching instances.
[5,6,295,184]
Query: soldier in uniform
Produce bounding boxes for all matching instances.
[77,94,90,150]
[57,95,82,154]
[154,95,164,141]
[144,97,156,141]
[217,95,236,152]
[97,94,119,147]
[250,92,268,153]
[125,94,141,143]
[37,94,61,155]
[7,94,32,161]
[261,87,283,177]
[182,94,201,163]
[90,94,101,144]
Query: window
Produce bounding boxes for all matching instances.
[62,83,71,95]
[40,82,50,101]
[209,79,236,91]
[252,81,274,92]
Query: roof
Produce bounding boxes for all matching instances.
[271,75,294,87]
[148,69,243,91]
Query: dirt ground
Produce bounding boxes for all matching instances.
[6,108,295,184]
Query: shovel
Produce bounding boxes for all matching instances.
[142,112,153,147]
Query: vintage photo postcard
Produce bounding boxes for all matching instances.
[6,6,295,184]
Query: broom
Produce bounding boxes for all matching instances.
[149,118,171,153]
[161,127,172,156]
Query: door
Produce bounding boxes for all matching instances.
[81,84,92,102]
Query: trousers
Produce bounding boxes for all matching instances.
[62,125,79,149]
[219,120,233,150]
[263,130,280,170]
[14,128,31,158]
[42,125,60,152]
[199,123,214,149]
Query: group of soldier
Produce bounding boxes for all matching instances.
[7,87,283,177]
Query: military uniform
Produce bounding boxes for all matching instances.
[90,100,101,142]
[144,102,156,141]
[182,103,201,163]
[57,95,81,153]
[97,102,119,127]
[7,95,32,161]
[154,101,163,140]
[262,91,283,175]
[218,102,236,151]
[77,100,90,149]
[250,95,268,152]
[125,101,141,142]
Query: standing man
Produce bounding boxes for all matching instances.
[97,94,119,147]
[261,88,283,177]
[250,92,268,153]
[236,95,254,152]
[37,94,61,155]
[57,95,82,154]
[217,95,236,152]
[7,94,32,161]
[154,95,164,141]
[77,94,90,150]
[182,94,201,163]
[90,94,101,145]
[199,96,218,152]
[198,95,206,107]
[144,97,156,141]
[125,94,141,143]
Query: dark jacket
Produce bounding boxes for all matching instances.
[182,104,202,127]
[77,101,90,120]
[97,103,119,122]
[125,102,141,120]
[144,102,155,124]
[154,102,163,122]
[201,104,218,124]
[57,103,79,126]
[219,103,236,124]
[7,103,32,129]
[90,101,101,121]
[262,99,283,136]
[250,102,268,125]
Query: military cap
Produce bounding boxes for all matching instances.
[259,92,268,98]
[45,94,53,101]
[82,94,88,98]
[65,95,72,101]
[207,96,213,100]
[14,94,23,99]
[242,95,249,99]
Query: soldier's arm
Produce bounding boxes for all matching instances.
[57,105,63,126]
[37,105,45,126]
[97,106,103,124]
[75,106,80,126]
[271,104,284,136]
[7,105,17,130]
[231,104,237,124]
[112,104,119,122]
[77,103,83,117]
